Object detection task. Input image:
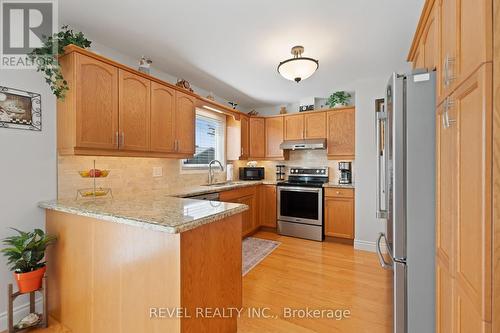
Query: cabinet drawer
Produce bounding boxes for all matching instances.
[325,188,354,198]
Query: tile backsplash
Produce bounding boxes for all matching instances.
[57,156,226,199]
[57,150,353,199]
[231,150,354,184]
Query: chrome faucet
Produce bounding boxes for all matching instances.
[208,160,224,185]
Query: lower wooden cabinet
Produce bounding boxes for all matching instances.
[324,188,355,239]
[259,185,277,228]
[220,186,258,237]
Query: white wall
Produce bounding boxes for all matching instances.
[0,69,57,328]
[352,75,388,251]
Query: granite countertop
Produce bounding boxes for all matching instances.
[323,182,355,189]
[39,193,248,234]
[39,180,277,234]
[171,180,271,198]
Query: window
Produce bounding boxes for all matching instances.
[182,109,225,169]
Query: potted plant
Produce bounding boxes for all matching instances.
[29,25,92,100]
[1,228,56,293]
[326,91,352,108]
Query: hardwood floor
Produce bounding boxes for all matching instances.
[237,231,393,333]
[10,231,392,333]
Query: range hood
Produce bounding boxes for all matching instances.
[279,139,327,150]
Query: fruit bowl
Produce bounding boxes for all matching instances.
[77,187,111,198]
[78,169,110,178]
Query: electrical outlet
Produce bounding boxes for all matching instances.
[152,166,163,177]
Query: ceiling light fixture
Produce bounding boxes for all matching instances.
[277,46,319,83]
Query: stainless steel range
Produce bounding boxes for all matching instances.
[276,166,329,241]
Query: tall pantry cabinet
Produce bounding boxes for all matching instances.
[408,0,498,332]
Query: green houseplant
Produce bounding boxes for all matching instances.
[1,228,57,293]
[29,25,92,100]
[326,91,352,108]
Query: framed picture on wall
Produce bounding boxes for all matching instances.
[0,86,41,131]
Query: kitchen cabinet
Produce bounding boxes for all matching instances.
[304,112,326,139]
[150,82,176,153]
[284,114,304,140]
[240,116,250,159]
[324,188,355,239]
[259,185,277,228]
[118,69,151,151]
[265,116,285,159]
[326,108,355,159]
[175,92,196,154]
[437,0,492,103]
[435,64,492,331]
[57,46,201,158]
[220,186,258,237]
[249,117,265,158]
[284,111,328,141]
[411,1,438,71]
[71,53,119,151]
[453,64,492,324]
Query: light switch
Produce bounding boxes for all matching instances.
[152,167,163,177]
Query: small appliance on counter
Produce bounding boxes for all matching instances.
[276,165,286,181]
[226,163,234,181]
[338,161,352,184]
[239,167,265,180]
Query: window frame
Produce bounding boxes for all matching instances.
[181,108,226,171]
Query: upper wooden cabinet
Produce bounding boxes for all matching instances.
[327,108,355,159]
[249,117,265,158]
[150,82,176,153]
[265,116,286,159]
[284,114,304,140]
[284,111,327,140]
[304,112,326,139]
[240,116,250,159]
[118,70,151,151]
[410,0,492,103]
[57,46,200,158]
[410,1,438,71]
[72,53,119,151]
[175,92,196,155]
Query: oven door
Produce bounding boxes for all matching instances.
[277,186,323,226]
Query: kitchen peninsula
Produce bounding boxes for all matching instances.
[38,192,247,333]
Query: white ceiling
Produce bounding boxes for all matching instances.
[60,0,424,108]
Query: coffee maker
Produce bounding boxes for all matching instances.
[338,162,352,184]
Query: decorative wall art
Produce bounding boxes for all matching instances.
[0,86,41,131]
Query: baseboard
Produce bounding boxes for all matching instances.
[354,238,387,253]
[0,297,42,331]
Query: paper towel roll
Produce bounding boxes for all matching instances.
[226,164,234,181]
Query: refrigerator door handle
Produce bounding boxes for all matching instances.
[376,233,393,270]
[376,110,388,219]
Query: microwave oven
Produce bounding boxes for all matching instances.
[239,167,265,180]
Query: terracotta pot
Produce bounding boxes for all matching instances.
[14,266,46,293]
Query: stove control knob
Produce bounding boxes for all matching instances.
[316,170,320,173]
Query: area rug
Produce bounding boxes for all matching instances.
[242,237,280,276]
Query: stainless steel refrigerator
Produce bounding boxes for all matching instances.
[375,71,436,333]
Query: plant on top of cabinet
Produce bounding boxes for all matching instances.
[29,25,92,100]
[326,91,351,108]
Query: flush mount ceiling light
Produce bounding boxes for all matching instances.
[277,46,319,83]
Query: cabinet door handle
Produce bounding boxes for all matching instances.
[115,132,119,147]
[444,55,456,87]
[443,98,456,129]
[175,140,179,152]
[121,132,125,146]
